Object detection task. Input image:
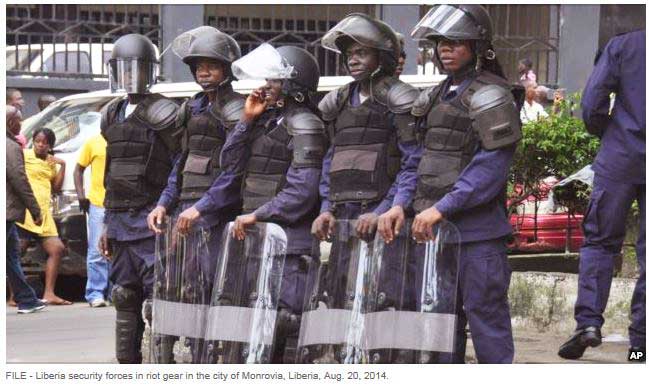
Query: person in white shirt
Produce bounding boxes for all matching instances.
[520,86,549,124]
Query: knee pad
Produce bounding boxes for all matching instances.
[112,285,142,313]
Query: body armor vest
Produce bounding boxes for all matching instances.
[328,84,401,205]
[103,96,177,210]
[241,110,293,214]
[413,71,509,212]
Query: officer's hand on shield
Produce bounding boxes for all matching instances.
[99,230,112,260]
[312,211,336,241]
[176,206,201,236]
[356,212,379,242]
[378,205,405,244]
[147,205,167,234]
[242,87,268,123]
[232,213,257,240]
[412,206,443,243]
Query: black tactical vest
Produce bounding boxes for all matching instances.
[178,90,244,201]
[241,110,293,214]
[103,95,178,210]
[328,82,401,205]
[412,71,510,212]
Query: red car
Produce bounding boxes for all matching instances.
[508,177,584,253]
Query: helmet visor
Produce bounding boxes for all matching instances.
[172,26,220,60]
[108,58,158,94]
[231,43,295,81]
[321,14,394,54]
[411,5,483,41]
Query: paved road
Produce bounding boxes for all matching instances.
[6,303,631,364]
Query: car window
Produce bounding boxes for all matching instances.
[42,51,92,74]
[6,48,41,71]
[22,97,116,153]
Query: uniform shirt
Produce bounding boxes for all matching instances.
[16,149,59,236]
[77,134,107,207]
[319,83,422,219]
[431,76,515,242]
[157,93,240,228]
[204,111,320,255]
[104,98,178,241]
[582,30,645,184]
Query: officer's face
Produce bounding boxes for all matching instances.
[436,38,474,73]
[194,58,226,90]
[263,79,284,107]
[345,42,380,80]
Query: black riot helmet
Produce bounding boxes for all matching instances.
[108,34,159,94]
[411,5,499,73]
[232,44,320,104]
[322,13,400,77]
[181,28,241,85]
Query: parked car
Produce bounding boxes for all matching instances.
[19,74,445,279]
[6,43,115,79]
[508,177,584,254]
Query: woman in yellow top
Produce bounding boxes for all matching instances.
[17,128,71,305]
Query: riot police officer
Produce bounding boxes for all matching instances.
[99,33,181,364]
[558,30,645,361]
[307,13,420,363]
[201,44,326,363]
[146,27,244,363]
[407,5,522,363]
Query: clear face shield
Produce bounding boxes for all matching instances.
[321,14,394,54]
[108,58,159,94]
[231,43,296,82]
[411,5,482,42]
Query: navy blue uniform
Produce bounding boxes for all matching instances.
[575,30,645,349]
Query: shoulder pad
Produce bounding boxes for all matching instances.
[285,107,325,136]
[100,97,124,135]
[371,75,398,107]
[469,84,522,150]
[411,86,440,117]
[134,94,180,131]
[318,86,346,122]
[386,80,419,114]
[211,91,245,129]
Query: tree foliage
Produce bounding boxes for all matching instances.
[509,93,600,211]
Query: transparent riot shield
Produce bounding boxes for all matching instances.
[200,222,286,364]
[297,219,460,364]
[150,216,216,363]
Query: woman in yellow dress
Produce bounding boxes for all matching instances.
[17,128,71,305]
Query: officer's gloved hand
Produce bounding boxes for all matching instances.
[78,198,90,214]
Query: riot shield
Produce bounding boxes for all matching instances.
[200,222,287,364]
[297,219,460,364]
[150,216,217,363]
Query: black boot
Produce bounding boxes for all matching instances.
[558,326,602,360]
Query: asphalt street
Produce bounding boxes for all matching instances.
[5,303,631,364]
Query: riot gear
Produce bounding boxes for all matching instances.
[318,76,418,206]
[411,5,497,72]
[177,88,245,201]
[322,13,400,76]
[180,27,241,87]
[109,34,159,94]
[412,70,521,212]
[232,44,319,103]
[113,285,145,364]
[241,106,326,213]
[101,95,180,211]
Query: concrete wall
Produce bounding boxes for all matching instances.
[160,5,204,83]
[378,5,420,76]
[557,5,600,94]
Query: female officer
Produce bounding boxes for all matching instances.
[401,4,523,363]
